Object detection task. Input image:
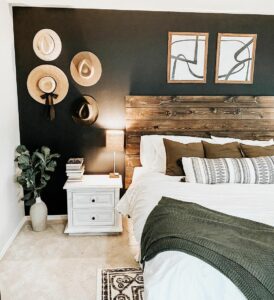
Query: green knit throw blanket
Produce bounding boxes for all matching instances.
[141,197,274,300]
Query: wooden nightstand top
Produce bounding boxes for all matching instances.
[63,175,123,190]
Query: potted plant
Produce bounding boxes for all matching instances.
[15,145,60,231]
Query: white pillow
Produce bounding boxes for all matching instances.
[140,135,211,173]
[182,156,274,184]
[211,135,274,146]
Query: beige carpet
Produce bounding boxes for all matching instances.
[0,218,138,300]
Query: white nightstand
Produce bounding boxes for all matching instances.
[63,175,123,235]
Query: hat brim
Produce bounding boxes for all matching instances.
[27,65,69,105]
[33,29,62,61]
[70,51,102,87]
[72,95,99,125]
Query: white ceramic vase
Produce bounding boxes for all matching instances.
[30,197,48,232]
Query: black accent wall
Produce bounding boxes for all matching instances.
[13,7,274,214]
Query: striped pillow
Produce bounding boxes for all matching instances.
[182,156,274,184]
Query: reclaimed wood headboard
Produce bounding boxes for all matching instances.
[125,95,274,188]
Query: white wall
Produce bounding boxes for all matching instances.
[0,0,25,258]
[7,0,274,15]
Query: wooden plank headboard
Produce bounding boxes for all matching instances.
[125,95,274,188]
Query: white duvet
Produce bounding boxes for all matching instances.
[117,170,274,300]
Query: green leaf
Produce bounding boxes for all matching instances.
[41,146,50,157]
[16,145,28,154]
[45,160,57,172]
[25,198,35,206]
[17,163,27,171]
[33,151,45,163]
[17,175,27,185]
[47,160,57,168]
[34,159,43,166]
[17,154,30,166]
[42,174,51,181]
[36,182,47,190]
[45,167,55,172]
[49,153,60,159]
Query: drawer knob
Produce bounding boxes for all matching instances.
[90,198,95,203]
[92,217,95,220]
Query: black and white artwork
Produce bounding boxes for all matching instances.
[167,32,209,83]
[215,33,257,84]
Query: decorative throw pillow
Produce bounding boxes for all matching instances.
[240,144,274,157]
[163,139,204,176]
[140,135,211,173]
[182,156,274,184]
[202,141,242,158]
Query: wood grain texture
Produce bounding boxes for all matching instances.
[126,107,274,120]
[126,119,274,132]
[125,95,274,187]
[126,96,274,108]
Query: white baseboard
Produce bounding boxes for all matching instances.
[48,214,68,221]
[0,214,68,260]
[0,216,26,260]
[25,214,68,221]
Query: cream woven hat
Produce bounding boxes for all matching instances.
[27,65,69,105]
[70,51,102,86]
[33,29,62,61]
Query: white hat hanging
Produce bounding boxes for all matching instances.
[70,51,102,86]
[27,65,69,120]
[33,29,62,61]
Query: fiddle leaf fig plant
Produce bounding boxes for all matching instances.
[15,145,60,206]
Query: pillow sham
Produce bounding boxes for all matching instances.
[182,156,274,184]
[140,135,211,173]
[240,144,274,157]
[163,139,204,176]
[202,141,243,158]
[211,135,274,146]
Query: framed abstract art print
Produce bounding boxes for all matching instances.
[167,32,209,83]
[215,33,257,84]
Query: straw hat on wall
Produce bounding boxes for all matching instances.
[72,95,99,126]
[27,65,69,104]
[27,65,69,120]
[33,29,62,61]
[70,51,102,86]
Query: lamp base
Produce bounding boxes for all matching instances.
[109,172,120,178]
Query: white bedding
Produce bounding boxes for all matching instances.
[117,170,274,300]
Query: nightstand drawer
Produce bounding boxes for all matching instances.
[72,191,114,209]
[72,209,115,226]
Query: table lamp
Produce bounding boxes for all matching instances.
[106,130,124,178]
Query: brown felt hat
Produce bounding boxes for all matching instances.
[27,65,69,105]
[33,29,62,61]
[70,51,102,86]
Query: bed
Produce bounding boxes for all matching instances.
[118,170,274,299]
[119,95,274,300]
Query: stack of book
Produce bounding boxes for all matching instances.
[66,158,85,182]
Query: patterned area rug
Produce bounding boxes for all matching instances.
[97,267,144,300]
